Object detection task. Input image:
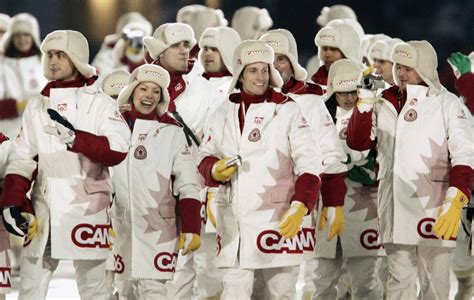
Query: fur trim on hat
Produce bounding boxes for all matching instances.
[325,58,362,100]
[231,7,273,40]
[315,22,362,64]
[228,40,283,94]
[0,14,10,32]
[187,7,228,40]
[317,5,357,27]
[361,34,390,65]
[117,64,171,117]
[392,40,443,94]
[199,27,241,74]
[41,30,97,80]
[369,38,403,63]
[259,29,307,81]
[143,23,197,60]
[102,69,130,97]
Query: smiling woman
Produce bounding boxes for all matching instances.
[131,82,162,115]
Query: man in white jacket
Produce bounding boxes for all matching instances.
[347,40,474,299]
[0,30,130,300]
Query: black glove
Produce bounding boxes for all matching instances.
[2,206,28,237]
[47,109,76,132]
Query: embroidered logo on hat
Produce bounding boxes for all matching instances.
[395,50,412,59]
[319,34,335,41]
[246,49,270,56]
[110,83,127,89]
[144,70,166,78]
[202,34,216,40]
[265,40,282,47]
[334,78,358,87]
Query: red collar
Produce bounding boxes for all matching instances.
[120,56,145,73]
[153,59,195,106]
[282,77,324,95]
[41,75,98,97]
[229,88,289,105]
[122,106,157,130]
[202,70,232,80]
[190,45,200,59]
[311,65,328,86]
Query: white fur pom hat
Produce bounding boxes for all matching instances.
[101,69,130,97]
[0,14,10,32]
[187,7,228,40]
[317,5,357,27]
[115,12,148,37]
[176,4,206,24]
[369,38,403,63]
[112,20,153,61]
[315,22,362,63]
[41,30,97,80]
[326,19,365,41]
[228,40,283,94]
[117,64,171,117]
[143,23,196,60]
[231,7,273,40]
[199,27,241,74]
[325,58,362,99]
[392,40,443,94]
[2,13,41,52]
[259,29,307,81]
[361,34,390,64]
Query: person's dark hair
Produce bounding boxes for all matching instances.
[325,94,338,123]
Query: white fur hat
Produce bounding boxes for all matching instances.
[187,7,228,40]
[101,69,130,97]
[362,34,390,64]
[317,5,357,27]
[41,30,97,80]
[117,64,171,117]
[0,14,10,32]
[369,38,403,63]
[2,13,41,52]
[392,40,443,94]
[115,12,148,37]
[326,19,365,41]
[198,27,241,74]
[259,29,307,81]
[228,40,283,94]
[231,7,273,40]
[143,23,197,60]
[176,4,206,24]
[315,22,362,63]
[326,58,362,99]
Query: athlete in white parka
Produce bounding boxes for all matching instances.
[197,40,325,299]
[0,133,12,298]
[0,30,130,299]
[347,40,474,299]
[111,64,203,299]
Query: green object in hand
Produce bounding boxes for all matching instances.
[448,52,471,75]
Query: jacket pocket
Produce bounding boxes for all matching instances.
[430,167,449,182]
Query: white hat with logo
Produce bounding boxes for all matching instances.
[102,69,131,98]
[143,23,197,60]
[326,58,363,99]
[2,13,41,52]
[315,22,362,64]
[231,7,273,40]
[317,5,357,27]
[198,27,241,74]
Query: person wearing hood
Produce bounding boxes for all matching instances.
[1,13,47,138]
[260,28,347,299]
[111,64,203,299]
[197,40,324,299]
[0,30,130,299]
[346,40,474,299]
[369,38,404,88]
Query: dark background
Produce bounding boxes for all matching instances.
[2,0,473,89]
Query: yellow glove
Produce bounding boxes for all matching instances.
[279,201,308,239]
[16,99,28,113]
[108,227,117,250]
[176,233,201,255]
[21,212,37,242]
[206,190,217,228]
[318,206,345,241]
[211,158,238,182]
[433,187,469,240]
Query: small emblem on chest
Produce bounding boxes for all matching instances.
[254,116,264,125]
[138,133,147,141]
[57,103,67,112]
[404,109,417,122]
[134,145,147,160]
[409,98,418,106]
[248,128,261,142]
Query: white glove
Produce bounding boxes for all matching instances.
[356,89,378,113]
[44,122,76,147]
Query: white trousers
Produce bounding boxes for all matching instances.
[18,243,106,300]
[166,231,222,299]
[384,243,452,300]
[221,266,299,300]
[116,278,167,300]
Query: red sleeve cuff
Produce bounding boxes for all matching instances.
[1,174,34,214]
[70,130,127,167]
[198,156,220,187]
[346,108,376,151]
[321,172,347,207]
[449,165,473,200]
[178,198,202,234]
[291,173,321,212]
